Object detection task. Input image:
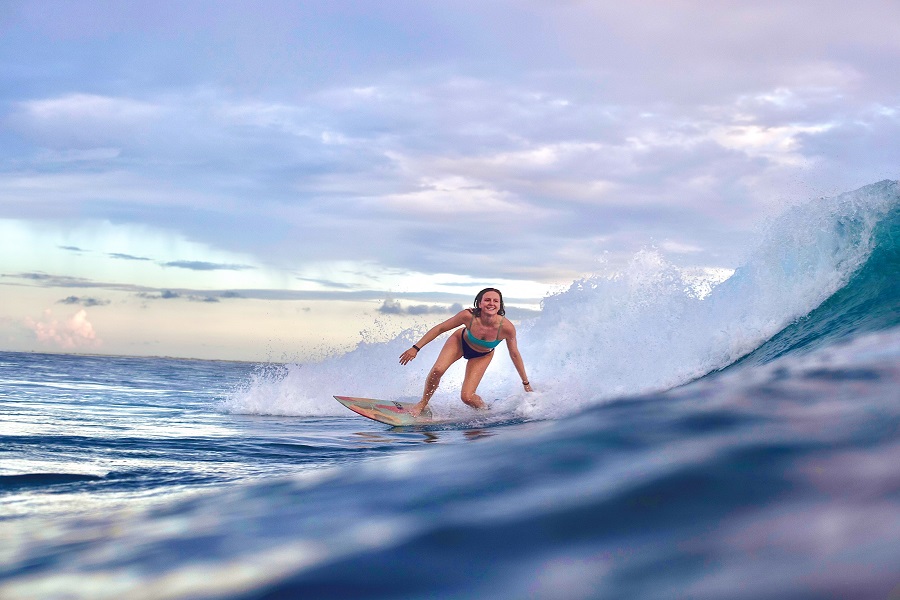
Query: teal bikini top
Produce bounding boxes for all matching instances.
[466,315,503,349]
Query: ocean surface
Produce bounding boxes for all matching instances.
[2,180,899,599]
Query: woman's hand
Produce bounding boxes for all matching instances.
[399,347,419,365]
[523,382,534,392]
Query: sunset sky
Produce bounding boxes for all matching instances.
[2,1,899,360]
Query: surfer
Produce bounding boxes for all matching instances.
[399,287,533,416]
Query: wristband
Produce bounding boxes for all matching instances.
[412,345,421,352]
[522,381,529,386]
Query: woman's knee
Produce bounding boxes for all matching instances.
[460,391,482,407]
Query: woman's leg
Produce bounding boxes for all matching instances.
[460,350,494,409]
[413,330,464,413]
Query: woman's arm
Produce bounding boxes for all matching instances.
[399,310,470,365]
[504,321,533,392]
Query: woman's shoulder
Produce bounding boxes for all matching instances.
[451,308,474,322]
[439,309,472,331]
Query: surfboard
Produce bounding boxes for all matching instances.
[333,395,434,426]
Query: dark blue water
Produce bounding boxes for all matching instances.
[2,181,899,599]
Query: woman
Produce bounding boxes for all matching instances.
[399,288,533,416]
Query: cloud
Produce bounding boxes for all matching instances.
[374,176,524,217]
[24,309,101,350]
[109,253,152,261]
[2,1,899,309]
[38,147,121,163]
[13,93,163,146]
[378,298,463,316]
[58,296,110,307]
[138,290,181,300]
[161,261,255,271]
[5,272,98,287]
[1,74,884,283]
[22,93,160,123]
[135,290,228,303]
[296,277,355,290]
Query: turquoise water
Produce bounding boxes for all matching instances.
[2,181,899,599]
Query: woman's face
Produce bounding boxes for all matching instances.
[479,291,501,315]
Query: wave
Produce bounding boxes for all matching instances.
[0,473,104,491]
[223,180,900,420]
[734,181,900,366]
[505,180,900,409]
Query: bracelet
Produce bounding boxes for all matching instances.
[522,381,529,386]
[412,344,421,352]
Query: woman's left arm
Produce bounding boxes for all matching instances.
[504,322,533,392]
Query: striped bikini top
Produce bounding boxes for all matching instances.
[466,315,503,349]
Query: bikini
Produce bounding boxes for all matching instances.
[461,315,503,360]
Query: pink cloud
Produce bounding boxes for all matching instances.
[24,309,101,350]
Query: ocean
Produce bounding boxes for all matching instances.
[2,180,899,599]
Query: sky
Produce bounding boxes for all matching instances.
[1,0,899,361]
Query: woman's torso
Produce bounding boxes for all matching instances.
[465,313,503,349]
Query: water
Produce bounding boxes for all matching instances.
[2,180,899,599]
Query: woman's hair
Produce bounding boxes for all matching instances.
[472,287,505,317]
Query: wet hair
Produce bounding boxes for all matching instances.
[472,287,505,317]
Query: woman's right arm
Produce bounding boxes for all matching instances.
[399,310,469,364]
